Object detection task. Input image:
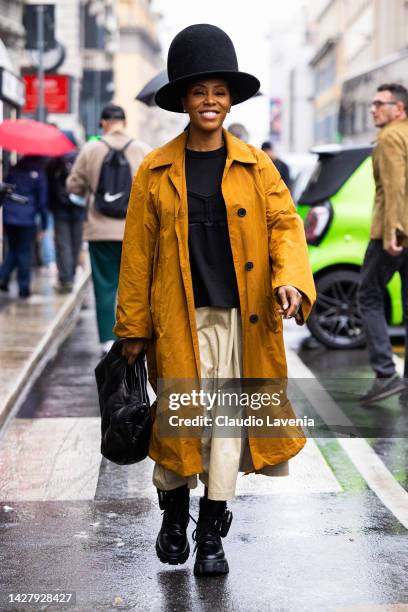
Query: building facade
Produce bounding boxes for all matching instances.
[0,0,26,186]
[0,0,26,251]
[280,6,315,153]
[0,1,25,123]
[20,0,118,139]
[114,0,162,146]
[80,0,118,137]
[307,0,408,144]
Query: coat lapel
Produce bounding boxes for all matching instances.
[148,130,187,211]
[223,128,257,172]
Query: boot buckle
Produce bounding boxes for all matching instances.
[220,510,233,537]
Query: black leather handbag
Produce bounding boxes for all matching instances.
[95,340,152,465]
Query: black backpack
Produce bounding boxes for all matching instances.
[94,139,133,218]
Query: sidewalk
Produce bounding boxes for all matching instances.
[0,264,90,428]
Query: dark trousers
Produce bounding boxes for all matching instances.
[54,216,84,284]
[359,239,408,378]
[0,224,36,292]
[88,241,122,343]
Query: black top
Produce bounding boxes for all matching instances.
[185,146,240,308]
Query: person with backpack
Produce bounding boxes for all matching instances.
[47,130,83,294]
[66,104,150,354]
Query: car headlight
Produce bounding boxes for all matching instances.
[304,201,333,245]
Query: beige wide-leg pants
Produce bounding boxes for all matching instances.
[152,306,289,500]
[153,307,245,500]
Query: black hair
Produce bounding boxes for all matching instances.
[261,141,273,151]
[377,83,408,113]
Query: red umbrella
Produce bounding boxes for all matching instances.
[0,119,76,156]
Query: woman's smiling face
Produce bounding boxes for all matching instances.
[182,78,231,133]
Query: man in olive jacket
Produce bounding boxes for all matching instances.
[359,83,408,404]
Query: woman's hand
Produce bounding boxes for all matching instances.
[122,338,149,365]
[276,285,303,322]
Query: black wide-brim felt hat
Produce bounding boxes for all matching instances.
[155,24,260,113]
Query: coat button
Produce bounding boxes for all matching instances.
[237,207,247,217]
[245,261,254,271]
[249,314,258,323]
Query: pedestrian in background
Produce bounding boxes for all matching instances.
[66,104,150,355]
[227,122,249,142]
[261,141,291,190]
[47,130,83,294]
[0,155,48,298]
[115,24,315,577]
[38,202,57,275]
[359,83,408,404]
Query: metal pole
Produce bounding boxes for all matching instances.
[95,69,101,134]
[36,5,45,122]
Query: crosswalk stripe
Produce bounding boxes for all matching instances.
[287,349,408,529]
[0,418,341,502]
[0,418,101,501]
[233,438,342,495]
[126,440,342,499]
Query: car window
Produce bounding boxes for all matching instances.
[299,147,372,205]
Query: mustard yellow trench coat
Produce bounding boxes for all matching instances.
[114,129,316,477]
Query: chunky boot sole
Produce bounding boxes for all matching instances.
[193,557,229,577]
[155,538,190,565]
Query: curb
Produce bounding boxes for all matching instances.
[0,268,91,431]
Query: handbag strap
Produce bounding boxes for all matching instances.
[133,356,149,406]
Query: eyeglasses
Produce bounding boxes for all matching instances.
[369,101,398,109]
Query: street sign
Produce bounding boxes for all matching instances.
[0,69,26,108]
[23,4,56,51]
[23,74,71,114]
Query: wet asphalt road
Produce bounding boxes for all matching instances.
[0,290,407,612]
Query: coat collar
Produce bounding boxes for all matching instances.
[147,128,257,171]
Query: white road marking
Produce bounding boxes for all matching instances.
[0,415,341,502]
[127,440,342,499]
[393,353,404,377]
[287,349,408,529]
[336,605,408,611]
[0,417,101,501]
[234,438,342,496]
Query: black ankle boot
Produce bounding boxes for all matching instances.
[193,497,233,577]
[156,485,190,565]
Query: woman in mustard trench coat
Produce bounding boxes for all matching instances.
[114,24,316,577]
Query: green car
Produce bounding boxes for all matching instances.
[297,145,403,349]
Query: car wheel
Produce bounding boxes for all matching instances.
[307,269,366,349]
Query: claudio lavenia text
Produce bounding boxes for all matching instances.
[167,415,315,427]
